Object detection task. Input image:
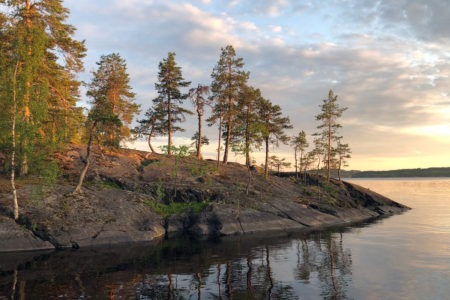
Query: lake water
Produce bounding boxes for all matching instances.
[1,178,449,299]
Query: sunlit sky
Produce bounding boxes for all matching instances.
[65,0,450,171]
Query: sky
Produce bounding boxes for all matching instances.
[64,0,450,171]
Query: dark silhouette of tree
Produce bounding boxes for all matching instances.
[191,131,209,156]
[189,84,210,159]
[269,155,291,175]
[210,45,249,164]
[153,52,191,156]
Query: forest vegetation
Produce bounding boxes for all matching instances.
[0,0,351,221]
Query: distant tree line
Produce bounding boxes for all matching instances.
[0,1,351,219]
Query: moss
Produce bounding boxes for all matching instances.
[144,199,211,217]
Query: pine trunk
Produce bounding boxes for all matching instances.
[217,110,222,168]
[300,149,303,181]
[264,137,269,179]
[197,112,202,159]
[223,60,233,165]
[168,92,172,156]
[73,122,96,194]
[148,128,155,153]
[245,112,250,167]
[223,120,231,164]
[328,120,331,182]
[294,147,298,178]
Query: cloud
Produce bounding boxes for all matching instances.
[65,0,450,170]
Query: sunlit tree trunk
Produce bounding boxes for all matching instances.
[148,128,155,153]
[217,110,222,168]
[73,122,97,194]
[11,62,20,220]
[197,108,202,159]
[167,88,172,156]
[264,137,269,179]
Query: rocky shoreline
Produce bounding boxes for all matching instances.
[0,145,409,253]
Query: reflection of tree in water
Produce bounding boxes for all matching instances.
[295,231,352,300]
[0,231,352,299]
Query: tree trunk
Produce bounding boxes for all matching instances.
[266,246,273,298]
[327,117,331,182]
[11,62,19,220]
[223,119,231,164]
[338,157,342,181]
[245,112,250,167]
[294,147,298,179]
[300,149,304,182]
[197,111,202,159]
[316,157,321,177]
[148,129,155,153]
[223,60,233,165]
[264,137,269,179]
[73,122,96,194]
[196,273,202,300]
[217,110,222,168]
[168,92,172,156]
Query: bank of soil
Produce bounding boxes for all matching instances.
[0,144,409,252]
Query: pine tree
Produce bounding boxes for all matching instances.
[210,45,249,164]
[134,105,165,153]
[269,155,291,175]
[87,53,140,147]
[314,89,347,182]
[335,138,351,181]
[232,85,263,167]
[257,98,292,178]
[207,98,226,168]
[191,131,210,154]
[73,96,122,194]
[153,52,191,156]
[291,130,308,179]
[189,84,210,159]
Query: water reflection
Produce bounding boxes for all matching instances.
[0,229,357,300]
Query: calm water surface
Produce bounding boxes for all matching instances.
[0,178,449,299]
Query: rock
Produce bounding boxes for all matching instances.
[0,216,54,252]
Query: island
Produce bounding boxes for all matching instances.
[0,145,409,252]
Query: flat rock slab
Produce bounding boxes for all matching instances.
[0,216,54,252]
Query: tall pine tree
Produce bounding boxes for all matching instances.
[86,53,140,147]
[153,52,191,156]
[189,84,210,159]
[257,98,292,178]
[291,130,308,179]
[210,45,248,164]
[232,85,263,167]
[314,89,347,182]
